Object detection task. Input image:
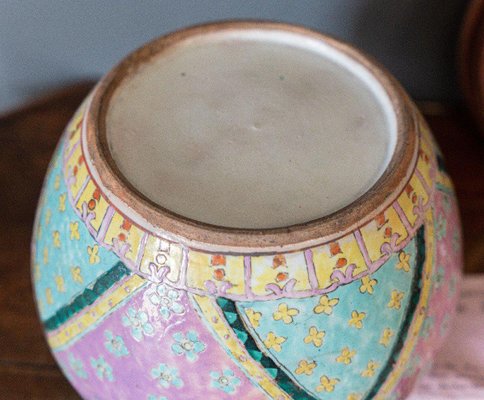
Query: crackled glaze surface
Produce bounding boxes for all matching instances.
[32,99,462,399]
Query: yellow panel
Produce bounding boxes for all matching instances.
[123,224,144,264]
[70,168,89,202]
[187,251,245,295]
[396,188,417,227]
[65,146,89,202]
[75,180,97,213]
[416,148,434,190]
[89,196,109,232]
[103,212,125,246]
[340,234,368,276]
[311,246,334,289]
[225,256,246,295]
[413,172,430,199]
[139,236,183,283]
[313,233,368,288]
[64,143,82,177]
[387,206,409,243]
[74,181,111,234]
[186,251,210,289]
[395,171,430,229]
[288,252,312,292]
[360,205,409,262]
[250,252,310,296]
[101,212,143,264]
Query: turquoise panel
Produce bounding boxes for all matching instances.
[32,139,121,320]
[236,236,419,400]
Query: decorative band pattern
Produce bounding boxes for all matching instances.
[46,273,147,350]
[62,102,449,301]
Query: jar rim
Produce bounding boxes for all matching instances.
[83,20,418,253]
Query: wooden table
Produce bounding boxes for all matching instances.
[0,84,483,399]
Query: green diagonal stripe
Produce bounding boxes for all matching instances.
[363,226,426,399]
[216,298,319,400]
[42,261,131,332]
[216,226,426,400]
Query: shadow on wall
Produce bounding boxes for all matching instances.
[353,0,468,101]
[0,0,468,114]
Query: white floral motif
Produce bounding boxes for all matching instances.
[122,307,154,341]
[149,284,185,320]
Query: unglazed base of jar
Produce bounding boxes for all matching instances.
[31,22,462,400]
[106,29,396,229]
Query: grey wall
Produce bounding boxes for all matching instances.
[0,0,468,114]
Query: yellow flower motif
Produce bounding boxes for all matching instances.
[58,193,66,212]
[348,394,362,400]
[45,209,51,226]
[55,275,65,293]
[348,310,366,329]
[336,347,356,365]
[45,288,53,305]
[304,326,325,347]
[313,295,339,315]
[361,361,379,377]
[53,231,61,248]
[246,308,262,328]
[388,290,405,309]
[87,245,100,264]
[37,224,42,240]
[316,375,339,393]
[396,251,411,272]
[264,332,286,352]
[273,303,299,324]
[43,247,49,265]
[54,175,61,190]
[70,222,80,240]
[71,266,83,284]
[295,360,317,376]
[379,328,394,347]
[359,276,377,294]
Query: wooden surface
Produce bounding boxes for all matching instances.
[0,84,483,399]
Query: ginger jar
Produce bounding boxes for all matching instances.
[31,22,463,400]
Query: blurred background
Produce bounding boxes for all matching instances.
[0,0,470,114]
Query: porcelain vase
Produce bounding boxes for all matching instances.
[31,22,463,400]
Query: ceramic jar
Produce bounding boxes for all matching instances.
[31,22,462,400]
